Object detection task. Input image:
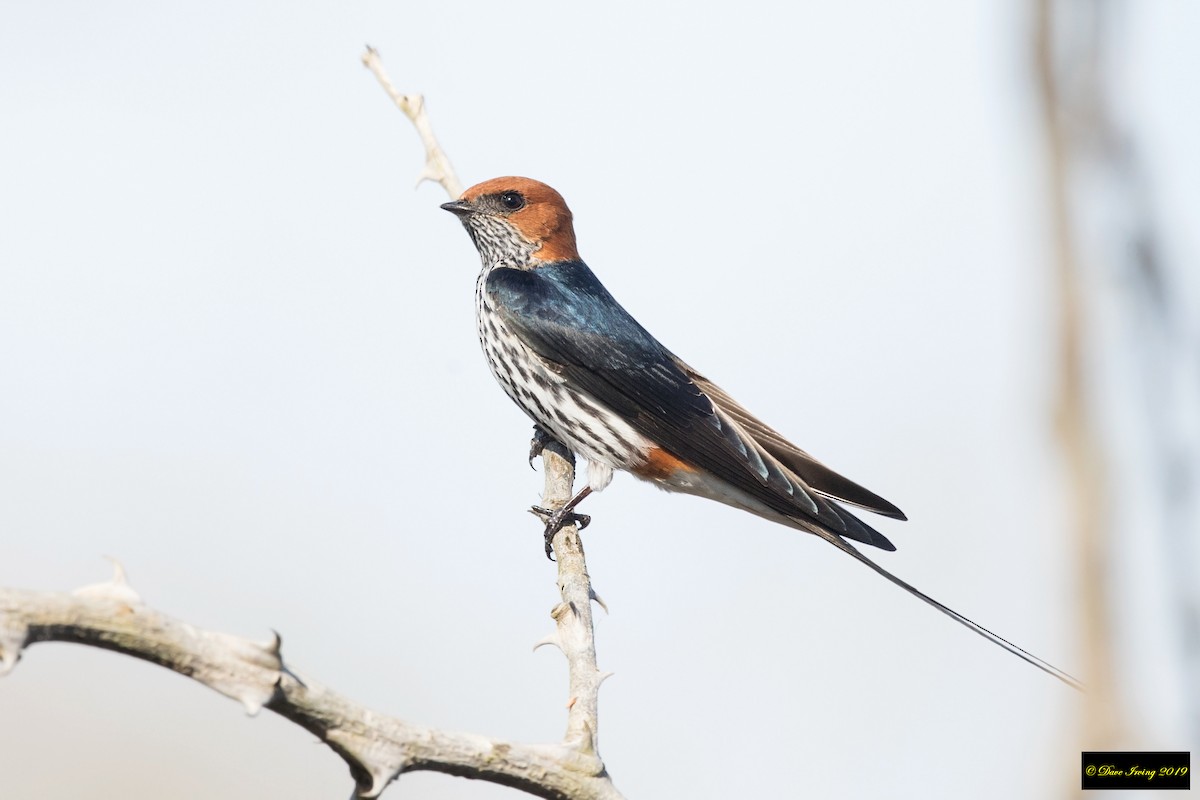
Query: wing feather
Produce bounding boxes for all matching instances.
[674,358,907,520]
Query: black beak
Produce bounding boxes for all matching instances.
[440,200,475,217]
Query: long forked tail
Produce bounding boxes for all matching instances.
[820,531,1084,691]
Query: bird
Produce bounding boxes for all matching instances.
[441,176,1080,690]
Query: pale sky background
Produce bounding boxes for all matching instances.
[1,2,1197,799]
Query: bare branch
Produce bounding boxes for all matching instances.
[0,567,623,800]
[362,45,463,198]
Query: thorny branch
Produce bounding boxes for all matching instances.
[0,565,621,800]
[0,47,622,800]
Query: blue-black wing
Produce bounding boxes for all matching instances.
[486,261,900,550]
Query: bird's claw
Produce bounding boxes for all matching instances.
[528,425,555,470]
[529,505,592,560]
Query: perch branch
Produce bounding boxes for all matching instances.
[361,43,615,772]
[535,441,613,756]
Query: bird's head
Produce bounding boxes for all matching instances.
[441,177,579,269]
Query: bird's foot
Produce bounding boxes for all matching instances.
[529,505,592,560]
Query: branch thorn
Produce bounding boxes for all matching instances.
[73,557,142,605]
[533,634,564,653]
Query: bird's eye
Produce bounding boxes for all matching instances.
[498,191,526,211]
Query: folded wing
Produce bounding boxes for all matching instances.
[674,359,907,520]
[486,261,902,550]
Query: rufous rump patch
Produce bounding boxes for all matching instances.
[633,447,697,480]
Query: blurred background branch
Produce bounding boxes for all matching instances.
[1033,0,1199,763]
